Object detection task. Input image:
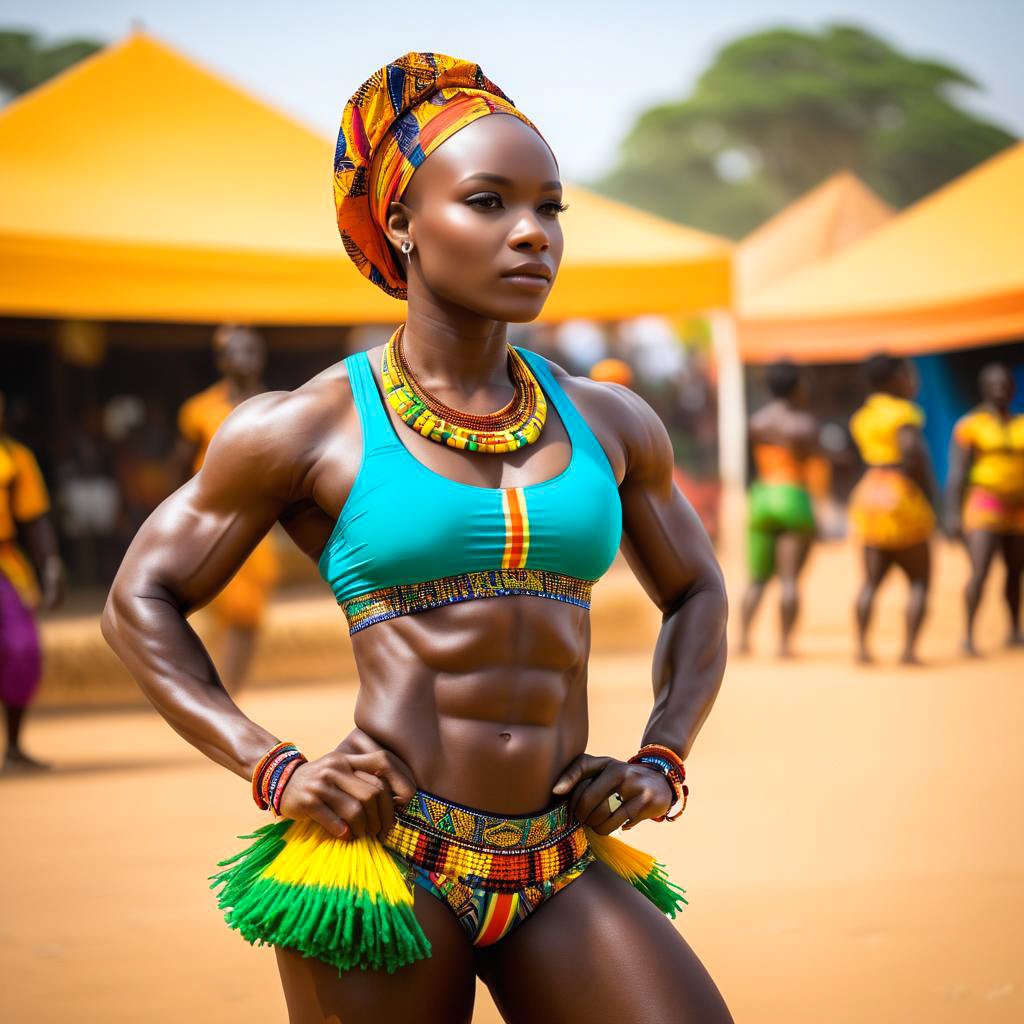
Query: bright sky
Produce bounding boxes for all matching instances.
[4,0,1022,180]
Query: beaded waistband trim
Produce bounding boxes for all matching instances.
[341,568,594,634]
[383,790,589,892]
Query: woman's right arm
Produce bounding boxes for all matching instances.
[945,432,973,538]
[898,424,940,515]
[101,391,299,778]
[102,388,417,838]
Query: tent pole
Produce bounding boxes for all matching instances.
[711,311,745,488]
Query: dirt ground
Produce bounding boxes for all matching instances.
[2,538,1022,1023]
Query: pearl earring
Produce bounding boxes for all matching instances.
[400,240,413,255]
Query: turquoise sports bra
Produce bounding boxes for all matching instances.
[318,347,623,633]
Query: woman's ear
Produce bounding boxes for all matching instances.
[384,201,413,252]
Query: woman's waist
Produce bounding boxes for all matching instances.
[356,698,586,814]
[969,453,1024,495]
[377,787,592,893]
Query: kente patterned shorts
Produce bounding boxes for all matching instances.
[211,788,684,975]
[384,790,595,946]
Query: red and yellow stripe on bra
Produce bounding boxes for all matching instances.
[501,487,530,568]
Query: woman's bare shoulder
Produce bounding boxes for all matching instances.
[534,353,668,484]
[201,361,356,488]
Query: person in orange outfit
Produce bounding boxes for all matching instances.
[173,326,279,693]
[739,361,827,659]
[849,355,939,665]
[947,362,1024,654]
[0,391,65,771]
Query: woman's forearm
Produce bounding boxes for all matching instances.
[642,579,728,760]
[101,580,277,779]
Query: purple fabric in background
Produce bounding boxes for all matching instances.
[0,575,42,707]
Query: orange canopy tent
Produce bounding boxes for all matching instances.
[737,143,1024,362]
[736,171,892,299]
[0,33,731,325]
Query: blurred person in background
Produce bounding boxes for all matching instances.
[589,356,634,390]
[849,355,939,665]
[738,360,827,658]
[0,390,65,772]
[54,429,121,584]
[103,53,732,1023]
[172,324,280,694]
[947,362,1024,655]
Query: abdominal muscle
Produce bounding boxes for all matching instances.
[349,595,591,814]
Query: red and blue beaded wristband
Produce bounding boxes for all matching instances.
[251,741,307,814]
[628,743,688,822]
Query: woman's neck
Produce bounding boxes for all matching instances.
[401,302,513,402]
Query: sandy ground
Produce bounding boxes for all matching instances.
[2,538,1022,1023]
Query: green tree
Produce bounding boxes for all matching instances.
[0,29,102,99]
[595,24,1015,238]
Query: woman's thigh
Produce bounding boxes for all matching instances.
[477,861,733,1024]
[275,884,476,1024]
[776,530,813,581]
[892,540,930,584]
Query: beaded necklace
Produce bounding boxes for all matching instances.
[380,325,546,453]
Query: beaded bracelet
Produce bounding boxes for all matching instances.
[628,743,688,822]
[271,756,305,815]
[251,741,306,811]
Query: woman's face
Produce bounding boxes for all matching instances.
[391,114,564,323]
[979,364,1014,407]
[891,360,918,399]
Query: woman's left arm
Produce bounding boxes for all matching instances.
[617,388,727,756]
[553,385,728,831]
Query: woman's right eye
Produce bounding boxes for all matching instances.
[467,194,502,210]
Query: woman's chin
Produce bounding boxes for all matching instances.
[470,293,550,324]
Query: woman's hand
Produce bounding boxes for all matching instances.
[277,746,417,840]
[552,753,674,835]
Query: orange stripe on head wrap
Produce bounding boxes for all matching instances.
[333,53,551,300]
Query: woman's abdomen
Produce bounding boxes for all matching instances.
[351,596,590,813]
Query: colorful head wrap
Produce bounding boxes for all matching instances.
[333,52,549,299]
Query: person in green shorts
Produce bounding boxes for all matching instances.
[739,361,825,658]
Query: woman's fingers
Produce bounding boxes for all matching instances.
[325,770,384,837]
[552,753,608,796]
[320,784,368,838]
[571,763,625,823]
[589,794,648,836]
[308,799,348,840]
[346,750,417,804]
[353,769,395,836]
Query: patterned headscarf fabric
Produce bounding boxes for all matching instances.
[333,52,549,299]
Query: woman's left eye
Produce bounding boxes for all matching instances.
[541,200,570,216]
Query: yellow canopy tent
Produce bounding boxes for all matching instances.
[737,143,1024,362]
[736,171,892,299]
[0,32,731,324]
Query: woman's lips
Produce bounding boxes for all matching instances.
[500,274,550,290]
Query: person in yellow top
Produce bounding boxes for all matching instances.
[946,362,1024,655]
[172,326,279,693]
[849,355,938,665]
[0,391,66,771]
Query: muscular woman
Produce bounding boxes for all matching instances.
[102,54,732,1023]
[739,360,826,659]
[947,362,1024,655]
[849,355,939,665]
